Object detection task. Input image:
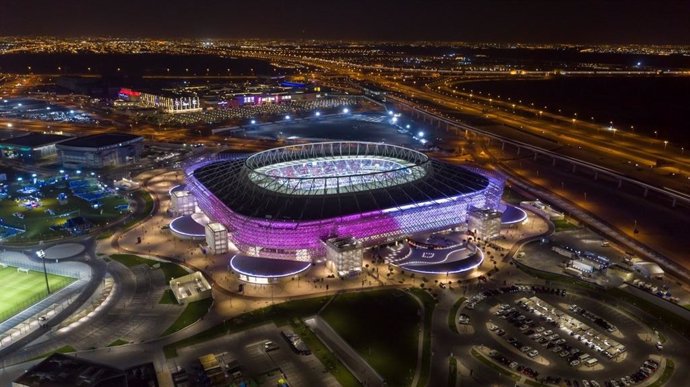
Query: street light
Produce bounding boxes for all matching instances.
[663,140,668,150]
[36,250,51,295]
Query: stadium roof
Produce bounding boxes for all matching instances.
[191,157,491,221]
[0,133,72,148]
[57,133,143,149]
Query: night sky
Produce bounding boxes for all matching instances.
[1,0,689,44]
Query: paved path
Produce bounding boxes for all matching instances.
[305,315,385,387]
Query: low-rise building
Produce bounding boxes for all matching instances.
[0,133,73,162]
[56,133,143,169]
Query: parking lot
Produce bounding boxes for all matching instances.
[171,322,340,387]
[459,284,665,386]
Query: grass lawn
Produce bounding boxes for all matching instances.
[552,218,580,232]
[29,345,77,361]
[163,295,331,358]
[470,348,520,382]
[448,297,466,334]
[107,339,129,347]
[291,319,361,387]
[321,289,420,387]
[160,298,214,336]
[408,288,437,387]
[109,254,189,282]
[0,183,129,243]
[159,289,178,304]
[0,266,75,322]
[448,356,457,387]
[648,359,674,387]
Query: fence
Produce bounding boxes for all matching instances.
[0,256,86,280]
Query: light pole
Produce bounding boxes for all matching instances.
[36,250,51,294]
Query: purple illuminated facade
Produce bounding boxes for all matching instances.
[185,142,504,261]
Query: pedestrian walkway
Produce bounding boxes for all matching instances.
[305,316,385,387]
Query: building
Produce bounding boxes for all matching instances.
[170,189,196,217]
[467,206,502,240]
[205,222,229,255]
[633,261,665,280]
[169,271,213,304]
[323,236,363,277]
[56,133,143,169]
[13,353,127,387]
[181,142,504,279]
[118,88,201,114]
[0,133,73,162]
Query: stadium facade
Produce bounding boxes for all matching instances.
[185,142,504,262]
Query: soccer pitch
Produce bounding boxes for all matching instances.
[0,266,76,323]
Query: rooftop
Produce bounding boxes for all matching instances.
[0,133,72,148]
[13,353,126,387]
[57,133,143,148]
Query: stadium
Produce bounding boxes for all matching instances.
[182,142,505,277]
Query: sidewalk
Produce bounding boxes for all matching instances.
[305,315,385,387]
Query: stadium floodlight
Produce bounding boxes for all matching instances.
[69,110,74,114]
[36,249,51,294]
[406,124,411,129]
[17,177,22,181]
[285,115,291,120]
[59,170,64,174]
[31,173,37,177]
[315,111,321,117]
[17,103,22,107]
[250,119,256,125]
[392,117,398,123]
[76,170,82,174]
[342,108,350,114]
[388,110,394,115]
[418,131,425,138]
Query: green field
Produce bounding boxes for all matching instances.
[321,289,421,387]
[0,266,75,322]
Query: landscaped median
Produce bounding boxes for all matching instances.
[108,254,189,282]
[470,345,537,385]
[163,296,332,358]
[108,254,211,336]
[448,296,466,334]
[407,287,437,387]
[448,356,457,387]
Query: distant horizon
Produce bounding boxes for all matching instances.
[2,0,689,45]
[1,36,689,48]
